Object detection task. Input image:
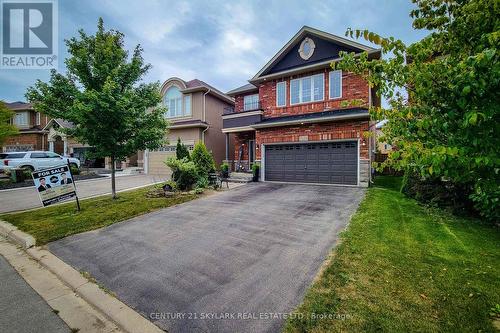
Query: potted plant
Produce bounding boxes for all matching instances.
[220,162,230,178]
[251,163,260,182]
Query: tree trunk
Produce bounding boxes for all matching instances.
[111,155,117,199]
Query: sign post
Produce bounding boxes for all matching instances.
[67,159,81,211]
[32,163,80,210]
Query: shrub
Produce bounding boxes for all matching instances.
[401,171,476,216]
[22,169,32,179]
[70,166,80,175]
[251,162,260,182]
[165,157,198,191]
[176,137,190,160]
[195,176,209,189]
[191,142,215,178]
[220,162,229,173]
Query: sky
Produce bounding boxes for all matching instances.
[0,0,428,102]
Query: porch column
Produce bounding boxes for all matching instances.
[225,133,229,161]
[48,140,54,152]
[63,138,68,156]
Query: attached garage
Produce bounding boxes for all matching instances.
[264,141,358,185]
[146,148,175,175]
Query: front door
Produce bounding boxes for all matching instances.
[248,140,255,167]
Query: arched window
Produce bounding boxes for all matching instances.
[163,85,192,118]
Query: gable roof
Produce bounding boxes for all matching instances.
[161,77,234,105]
[226,83,258,96]
[4,101,34,111]
[250,26,380,83]
[42,118,75,131]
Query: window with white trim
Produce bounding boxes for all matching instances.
[290,73,324,105]
[183,94,191,116]
[163,86,191,118]
[36,112,41,126]
[13,112,29,126]
[276,81,286,107]
[243,94,259,111]
[329,70,342,99]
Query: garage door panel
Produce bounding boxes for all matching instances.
[265,141,358,185]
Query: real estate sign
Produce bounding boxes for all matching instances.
[32,165,77,207]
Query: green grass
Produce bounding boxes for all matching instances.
[1,186,197,245]
[285,176,500,333]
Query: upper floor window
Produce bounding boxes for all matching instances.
[290,73,324,105]
[276,81,286,107]
[13,112,29,126]
[329,70,342,99]
[243,94,260,111]
[36,112,41,126]
[164,86,191,118]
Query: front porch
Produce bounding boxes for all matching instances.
[225,131,257,172]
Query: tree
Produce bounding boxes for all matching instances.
[335,0,499,220]
[176,137,190,160]
[0,102,18,146]
[191,142,215,179]
[26,18,168,199]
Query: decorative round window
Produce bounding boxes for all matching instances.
[298,37,315,60]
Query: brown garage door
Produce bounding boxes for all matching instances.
[264,141,358,185]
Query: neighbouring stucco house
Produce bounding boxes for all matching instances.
[223,26,381,187]
[144,77,235,175]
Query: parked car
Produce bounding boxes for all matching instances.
[0,151,80,173]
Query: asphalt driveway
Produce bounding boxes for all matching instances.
[49,183,365,333]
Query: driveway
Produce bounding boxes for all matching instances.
[49,183,365,333]
[0,174,168,213]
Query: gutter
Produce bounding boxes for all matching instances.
[169,122,209,130]
[202,88,211,143]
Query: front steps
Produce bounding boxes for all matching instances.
[228,172,253,183]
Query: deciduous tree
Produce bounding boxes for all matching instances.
[27,18,168,199]
[0,102,18,146]
[336,0,499,220]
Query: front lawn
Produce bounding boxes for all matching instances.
[285,176,500,332]
[1,186,197,245]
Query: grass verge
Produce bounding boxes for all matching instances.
[284,176,500,332]
[0,186,197,245]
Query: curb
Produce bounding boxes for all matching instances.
[0,220,35,249]
[0,219,164,333]
[29,247,165,333]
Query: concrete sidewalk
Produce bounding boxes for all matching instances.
[0,174,168,213]
[0,236,122,333]
[0,255,71,333]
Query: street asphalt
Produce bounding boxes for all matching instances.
[0,174,168,213]
[0,255,70,333]
[49,183,365,333]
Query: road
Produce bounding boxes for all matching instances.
[49,183,365,333]
[0,174,168,213]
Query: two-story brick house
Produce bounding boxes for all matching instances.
[2,101,49,152]
[223,26,380,186]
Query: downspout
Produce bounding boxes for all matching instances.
[202,88,211,143]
